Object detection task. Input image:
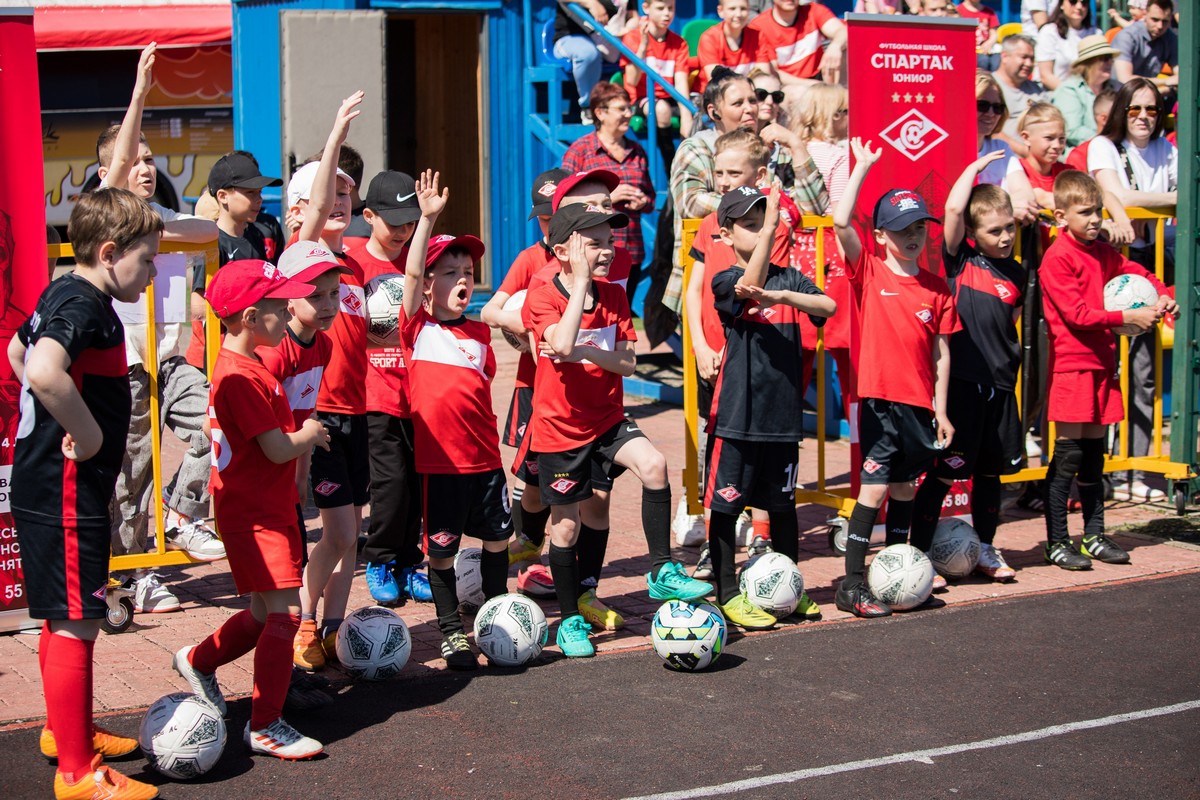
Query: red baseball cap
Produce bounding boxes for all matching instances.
[206,259,314,318]
[424,234,486,268]
[551,169,620,212]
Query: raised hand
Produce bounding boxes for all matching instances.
[134,43,157,96]
[333,91,365,143]
[567,232,593,288]
[417,169,449,219]
[850,137,883,168]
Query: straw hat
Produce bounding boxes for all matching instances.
[1072,34,1120,67]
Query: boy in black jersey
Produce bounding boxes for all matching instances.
[705,186,835,629]
[909,153,1026,583]
[11,189,162,798]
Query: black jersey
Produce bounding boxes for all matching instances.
[943,243,1026,391]
[12,274,131,526]
[710,265,826,442]
[198,224,273,294]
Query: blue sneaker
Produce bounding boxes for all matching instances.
[365,560,400,605]
[398,565,433,603]
[556,614,594,658]
[647,561,713,601]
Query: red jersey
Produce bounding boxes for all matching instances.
[622,28,690,102]
[697,23,767,91]
[399,306,501,474]
[524,276,637,453]
[955,3,998,48]
[500,241,557,390]
[1018,158,1073,194]
[348,240,411,418]
[257,329,333,432]
[209,349,300,530]
[1065,141,1091,173]
[1039,231,1167,373]
[849,248,961,409]
[317,250,368,414]
[748,3,836,81]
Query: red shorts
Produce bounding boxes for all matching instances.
[221,525,303,595]
[1048,369,1124,425]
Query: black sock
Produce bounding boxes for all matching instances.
[428,566,462,636]
[972,476,1002,545]
[642,486,673,579]
[1077,438,1107,538]
[884,498,914,546]
[577,524,610,593]
[510,486,524,539]
[911,479,951,551]
[549,543,580,620]
[480,548,508,600]
[844,502,880,590]
[768,509,798,562]
[1045,439,1083,545]
[521,503,550,549]
[708,510,739,604]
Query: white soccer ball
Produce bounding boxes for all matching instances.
[930,518,981,579]
[501,290,529,352]
[335,606,412,681]
[650,600,727,671]
[365,274,405,346]
[472,592,549,666]
[139,692,226,780]
[867,544,935,611]
[738,552,804,618]
[454,547,486,608]
[1104,274,1160,336]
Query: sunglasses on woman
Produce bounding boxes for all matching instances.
[977,100,1005,114]
[755,88,785,104]
[1126,104,1159,118]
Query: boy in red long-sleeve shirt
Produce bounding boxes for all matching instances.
[1038,171,1175,569]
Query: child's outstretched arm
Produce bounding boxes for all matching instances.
[102,42,156,190]
[403,169,448,320]
[944,150,1006,256]
[833,137,881,267]
[737,183,781,291]
[298,91,364,244]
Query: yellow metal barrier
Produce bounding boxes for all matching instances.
[48,240,221,572]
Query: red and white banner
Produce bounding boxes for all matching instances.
[0,9,49,626]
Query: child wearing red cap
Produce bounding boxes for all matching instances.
[174,259,331,760]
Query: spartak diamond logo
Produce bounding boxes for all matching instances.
[863,458,882,474]
[879,109,948,162]
[313,480,341,496]
[915,309,934,324]
[429,531,458,548]
[548,478,578,494]
[716,486,742,503]
[945,456,965,469]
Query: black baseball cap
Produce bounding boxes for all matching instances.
[717,186,768,228]
[529,168,570,220]
[547,203,629,247]
[364,171,421,226]
[207,153,282,194]
[873,189,940,231]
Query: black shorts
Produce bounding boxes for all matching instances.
[703,436,798,514]
[310,412,371,508]
[537,419,646,506]
[933,380,1024,479]
[502,387,533,449]
[17,517,108,620]
[859,398,938,485]
[422,469,512,559]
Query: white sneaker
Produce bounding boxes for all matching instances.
[244,718,324,760]
[1025,433,1042,460]
[132,571,181,613]
[166,516,226,561]
[173,645,226,715]
[975,543,1016,581]
[671,499,706,547]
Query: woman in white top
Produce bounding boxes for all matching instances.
[976,71,1036,221]
[1035,0,1097,91]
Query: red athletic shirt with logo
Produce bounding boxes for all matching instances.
[347,240,411,418]
[317,250,367,414]
[748,3,836,81]
[697,23,769,91]
[849,247,960,409]
[955,3,999,49]
[399,306,502,474]
[209,350,300,530]
[524,276,637,454]
[257,329,333,431]
[500,241,558,390]
[622,29,690,103]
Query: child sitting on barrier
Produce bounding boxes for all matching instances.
[622,0,693,135]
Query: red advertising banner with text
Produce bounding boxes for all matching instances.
[0,10,49,623]
[845,15,977,523]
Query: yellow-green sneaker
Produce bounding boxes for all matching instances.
[794,591,822,621]
[508,533,543,567]
[721,594,776,631]
[577,589,624,631]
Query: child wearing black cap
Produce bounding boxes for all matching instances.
[705,185,835,629]
[831,138,961,618]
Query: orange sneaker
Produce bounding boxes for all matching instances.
[41,724,140,759]
[320,627,338,664]
[54,754,158,799]
[293,620,325,671]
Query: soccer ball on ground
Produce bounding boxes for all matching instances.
[738,552,804,618]
[1104,274,1160,336]
[650,600,727,671]
[365,274,405,346]
[867,544,935,611]
[930,518,981,579]
[473,592,549,666]
[454,548,486,608]
[139,692,226,780]
[335,606,412,680]
[501,290,529,352]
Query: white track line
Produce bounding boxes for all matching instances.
[622,699,1200,800]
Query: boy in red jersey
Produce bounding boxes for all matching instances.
[748,0,846,101]
[12,189,162,799]
[832,138,960,618]
[622,0,694,135]
[1038,171,1172,569]
[698,0,771,91]
[174,259,329,760]
[401,171,511,670]
[523,202,713,658]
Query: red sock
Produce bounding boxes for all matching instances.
[42,632,94,776]
[190,609,265,673]
[752,519,771,541]
[39,623,52,733]
[250,613,300,730]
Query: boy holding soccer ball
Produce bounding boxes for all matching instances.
[1037,171,1173,569]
